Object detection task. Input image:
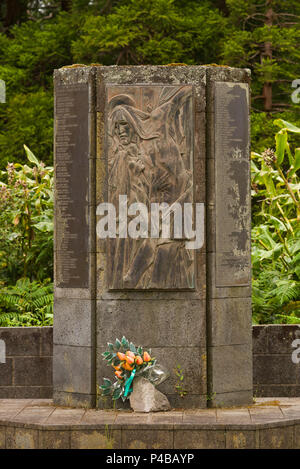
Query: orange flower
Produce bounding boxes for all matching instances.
[135,356,143,365]
[117,352,126,361]
[113,365,121,371]
[115,370,123,379]
[126,351,135,359]
[123,362,134,371]
[143,351,151,362]
[125,355,135,365]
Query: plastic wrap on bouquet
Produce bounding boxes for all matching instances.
[141,363,170,387]
[99,336,170,403]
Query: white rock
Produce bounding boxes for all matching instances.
[129,377,171,413]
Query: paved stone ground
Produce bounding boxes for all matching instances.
[0,398,300,448]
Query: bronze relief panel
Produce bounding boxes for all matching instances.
[105,85,194,290]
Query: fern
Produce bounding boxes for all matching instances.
[0,278,53,326]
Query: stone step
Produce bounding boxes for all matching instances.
[0,398,300,449]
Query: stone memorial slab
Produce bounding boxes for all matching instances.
[106,84,194,290]
[53,65,252,410]
[55,82,89,288]
[214,82,251,287]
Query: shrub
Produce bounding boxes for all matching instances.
[251,119,300,323]
[0,146,53,285]
[0,277,53,326]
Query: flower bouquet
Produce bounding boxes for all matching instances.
[99,336,169,402]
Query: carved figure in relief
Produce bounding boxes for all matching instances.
[107,86,194,289]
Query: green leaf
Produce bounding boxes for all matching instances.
[103,353,113,361]
[23,145,40,166]
[112,387,122,400]
[274,119,300,134]
[103,378,112,387]
[115,338,121,350]
[107,342,114,351]
[275,130,287,165]
[121,336,129,348]
[129,342,137,353]
[289,148,300,178]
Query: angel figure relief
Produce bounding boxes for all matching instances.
[107,85,194,290]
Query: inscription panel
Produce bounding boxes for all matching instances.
[215,82,251,287]
[105,85,195,290]
[55,83,89,288]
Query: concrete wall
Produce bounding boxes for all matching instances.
[253,325,300,397]
[0,325,299,399]
[0,327,52,398]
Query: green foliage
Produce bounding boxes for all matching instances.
[0,146,53,285]
[0,12,80,168]
[0,0,299,328]
[0,277,53,326]
[0,1,299,168]
[222,1,300,116]
[174,364,187,398]
[251,120,300,324]
[72,0,226,65]
[0,91,53,168]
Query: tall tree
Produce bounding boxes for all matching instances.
[1,0,28,31]
[223,0,300,114]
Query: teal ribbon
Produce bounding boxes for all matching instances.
[124,368,136,397]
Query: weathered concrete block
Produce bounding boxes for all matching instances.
[174,429,225,449]
[259,425,294,449]
[0,387,15,398]
[225,430,257,449]
[54,298,94,347]
[53,345,94,396]
[0,359,12,386]
[96,299,206,348]
[39,430,70,449]
[0,427,5,449]
[209,390,253,408]
[254,355,298,385]
[40,327,53,356]
[208,344,253,395]
[295,424,300,449]
[14,428,39,449]
[70,429,121,449]
[208,297,252,346]
[267,325,300,354]
[252,325,268,354]
[5,426,16,449]
[14,357,52,387]
[207,253,252,299]
[14,387,42,399]
[0,327,40,357]
[122,429,173,449]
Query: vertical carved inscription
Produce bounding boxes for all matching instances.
[55,83,89,288]
[215,82,251,287]
[105,85,194,290]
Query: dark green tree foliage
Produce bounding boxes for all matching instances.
[223,0,300,150]
[72,0,226,65]
[0,11,79,166]
[0,0,299,164]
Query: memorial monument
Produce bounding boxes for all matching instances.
[53,65,252,409]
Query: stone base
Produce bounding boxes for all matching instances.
[0,398,300,449]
